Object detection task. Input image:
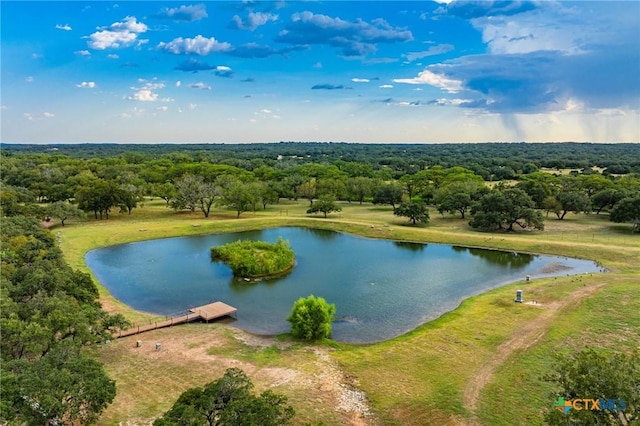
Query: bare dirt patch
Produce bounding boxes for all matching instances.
[100,324,377,425]
[460,282,607,425]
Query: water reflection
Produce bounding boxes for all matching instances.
[451,245,534,268]
[301,227,338,240]
[393,241,426,252]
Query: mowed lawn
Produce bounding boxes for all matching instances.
[57,199,640,425]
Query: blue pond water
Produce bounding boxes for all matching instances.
[85,227,601,343]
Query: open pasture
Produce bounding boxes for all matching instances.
[57,199,639,425]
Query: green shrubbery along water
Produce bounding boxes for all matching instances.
[210,237,295,279]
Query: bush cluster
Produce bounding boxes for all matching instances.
[211,237,295,278]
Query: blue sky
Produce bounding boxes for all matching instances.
[1,1,639,143]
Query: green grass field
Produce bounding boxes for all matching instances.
[57,199,640,425]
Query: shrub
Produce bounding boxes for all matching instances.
[287,295,336,341]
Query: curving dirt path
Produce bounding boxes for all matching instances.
[462,282,607,424]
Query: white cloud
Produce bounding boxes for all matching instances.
[189,103,197,110]
[431,98,472,106]
[24,112,55,121]
[352,78,370,83]
[259,109,272,114]
[88,16,148,50]
[190,82,211,90]
[31,53,43,60]
[156,106,169,112]
[467,3,628,56]
[127,79,171,102]
[379,84,394,89]
[76,81,96,89]
[129,89,158,102]
[313,62,323,69]
[394,69,463,93]
[56,24,72,31]
[176,81,182,87]
[75,50,91,56]
[157,4,208,22]
[25,76,34,83]
[107,53,119,59]
[231,12,278,31]
[136,79,165,90]
[0,105,8,110]
[157,35,232,55]
[109,16,147,33]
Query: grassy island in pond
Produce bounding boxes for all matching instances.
[211,238,295,279]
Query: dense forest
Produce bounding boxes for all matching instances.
[1,142,639,228]
[4,142,640,176]
[0,216,128,423]
[1,142,639,422]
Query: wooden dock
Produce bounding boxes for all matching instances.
[116,302,237,338]
[189,301,238,322]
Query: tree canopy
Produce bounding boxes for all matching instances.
[0,216,126,424]
[470,188,544,231]
[154,368,295,426]
[544,347,639,425]
[306,195,342,218]
[394,201,430,225]
[610,196,640,233]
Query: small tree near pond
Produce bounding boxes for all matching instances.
[287,295,336,341]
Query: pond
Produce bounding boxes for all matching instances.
[85,227,601,343]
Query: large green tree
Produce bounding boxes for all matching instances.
[172,174,218,217]
[610,196,640,233]
[394,201,430,225]
[45,201,86,226]
[544,348,639,425]
[2,343,116,425]
[373,182,404,208]
[591,188,629,214]
[218,178,257,218]
[75,179,128,219]
[346,176,374,204]
[438,192,472,219]
[306,195,341,218]
[470,188,544,231]
[154,368,294,426]
[555,191,592,220]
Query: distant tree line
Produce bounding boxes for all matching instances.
[3,142,639,177]
[1,144,639,231]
